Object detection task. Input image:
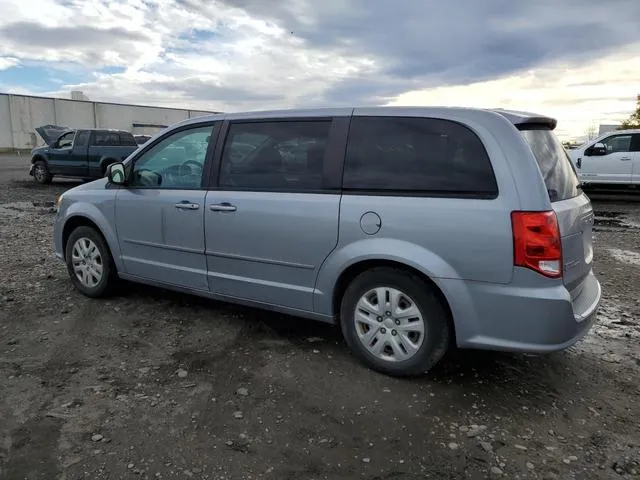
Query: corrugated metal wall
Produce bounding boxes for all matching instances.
[0,93,218,151]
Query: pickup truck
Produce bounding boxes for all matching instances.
[567,129,640,186]
[30,125,139,184]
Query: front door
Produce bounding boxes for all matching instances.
[205,118,341,313]
[580,133,634,184]
[114,124,216,290]
[47,131,77,176]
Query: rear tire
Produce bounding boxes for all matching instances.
[33,160,52,184]
[65,226,117,298]
[340,267,450,377]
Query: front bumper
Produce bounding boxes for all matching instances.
[29,164,34,176]
[442,269,601,353]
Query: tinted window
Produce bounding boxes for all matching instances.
[600,134,632,154]
[130,125,213,189]
[74,131,90,147]
[219,121,331,191]
[343,117,498,197]
[119,133,138,146]
[631,134,640,152]
[520,128,580,202]
[92,132,120,146]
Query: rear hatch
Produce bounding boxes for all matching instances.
[35,125,69,146]
[519,127,593,297]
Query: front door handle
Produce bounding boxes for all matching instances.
[620,157,632,161]
[209,202,237,212]
[175,201,200,210]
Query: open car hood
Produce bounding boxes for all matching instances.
[35,125,71,146]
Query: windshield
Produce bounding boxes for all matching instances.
[520,128,581,202]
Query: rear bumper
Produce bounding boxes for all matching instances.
[442,269,601,353]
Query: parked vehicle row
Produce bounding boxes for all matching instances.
[30,125,141,184]
[568,129,640,186]
[53,107,601,376]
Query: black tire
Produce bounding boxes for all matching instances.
[33,159,52,184]
[340,267,450,377]
[65,226,117,298]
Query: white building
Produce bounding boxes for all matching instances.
[0,92,219,151]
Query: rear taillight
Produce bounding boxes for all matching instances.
[511,211,562,278]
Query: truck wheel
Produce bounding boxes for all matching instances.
[340,267,451,377]
[33,160,52,184]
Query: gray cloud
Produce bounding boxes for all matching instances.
[147,77,283,103]
[0,22,149,47]
[209,0,640,104]
[0,22,150,66]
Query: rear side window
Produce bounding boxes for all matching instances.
[219,121,331,191]
[520,128,580,202]
[342,117,498,197]
[92,132,125,146]
[119,133,138,146]
[93,132,116,146]
[74,131,90,147]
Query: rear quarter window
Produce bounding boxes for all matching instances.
[119,133,138,146]
[519,128,581,202]
[342,117,498,198]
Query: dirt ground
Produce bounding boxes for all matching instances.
[0,153,638,480]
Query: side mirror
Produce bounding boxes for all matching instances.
[107,162,126,185]
[587,143,607,156]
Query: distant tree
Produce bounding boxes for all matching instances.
[585,121,597,141]
[618,94,640,130]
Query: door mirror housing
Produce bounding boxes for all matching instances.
[586,142,606,156]
[107,162,126,185]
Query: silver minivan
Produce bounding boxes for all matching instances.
[53,107,601,376]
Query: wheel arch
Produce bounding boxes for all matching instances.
[60,209,123,272]
[31,154,47,164]
[331,258,457,345]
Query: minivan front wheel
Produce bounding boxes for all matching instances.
[65,226,116,298]
[340,267,450,377]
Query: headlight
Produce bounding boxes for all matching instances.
[56,194,64,210]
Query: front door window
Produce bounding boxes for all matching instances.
[129,126,213,189]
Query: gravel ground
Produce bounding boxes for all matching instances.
[0,154,639,480]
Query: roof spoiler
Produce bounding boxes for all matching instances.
[491,109,557,130]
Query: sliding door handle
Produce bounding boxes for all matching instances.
[209,202,237,212]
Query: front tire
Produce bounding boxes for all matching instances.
[65,226,116,298]
[340,267,450,377]
[33,160,52,184]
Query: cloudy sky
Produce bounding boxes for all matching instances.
[0,0,639,139]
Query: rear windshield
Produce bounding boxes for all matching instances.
[519,128,581,202]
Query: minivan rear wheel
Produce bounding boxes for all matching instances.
[340,267,450,377]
